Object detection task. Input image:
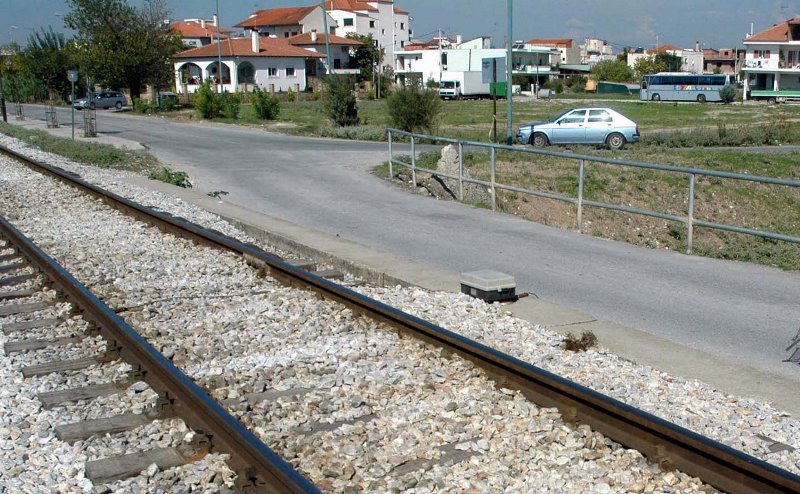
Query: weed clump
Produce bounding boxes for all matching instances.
[564,331,598,352]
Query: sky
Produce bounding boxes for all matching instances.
[3,0,800,51]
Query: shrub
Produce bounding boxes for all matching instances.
[386,85,442,133]
[564,331,598,352]
[251,88,281,120]
[132,98,156,114]
[719,84,737,104]
[195,81,221,119]
[286,88,296,102]
[148,167,193,188]
[161,97,178,112]
[323,75,359,127]
[219,91,241,119]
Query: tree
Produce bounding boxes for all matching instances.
[323,75,359,126]
[64,0,183,98]
[633,53,683,80]
[23,27,75,102]
[386,85,441,133]
[591,59,634,82]
[345,33,384,83]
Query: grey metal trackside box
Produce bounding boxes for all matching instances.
[460,270,516,302]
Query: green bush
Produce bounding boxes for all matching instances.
[719,84,737,104]
[148,167,193,188]
[316,124,387,141]
[161,97,178,112]
[195,81,221,119]
[386,85,442,133]
[132,98,156,114]
[323,75,359,127]
[251,88,281,120]
[219,91,241,119]
[286,88,296,102]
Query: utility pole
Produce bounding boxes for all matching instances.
[321,1,332,74]
[438,28,443,86]
[506,0,513,145]
[216,0,223,92]
[0,69,6,123]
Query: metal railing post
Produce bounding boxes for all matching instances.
[577,159,585,232]
[687,173,696,254]
[411,136,417,186]
[458,141,464,201]
[388,130,393,179]
[490,146,497,211]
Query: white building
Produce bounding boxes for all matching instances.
[627,43,704,74]
[234,6,336,39]
[170,18,230,48]
[526,38,581,65]
[742,17,800,101]
[173,31,366,93]
[323,0,411,68]
[581,38,615,64]
[394,42,557,87]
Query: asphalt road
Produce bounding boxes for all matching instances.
[20,105,800,381]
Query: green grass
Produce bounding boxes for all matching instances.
[0,122,159,173]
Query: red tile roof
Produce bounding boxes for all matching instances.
[650,44,681,54]
[170,21,230,39]
[394,7,409,14]
[747,17,800,42]
[175,36,325,59]
[287,32,363,45]
[527,38,574,48]
[235,6,317,28]
[324,0,378,12]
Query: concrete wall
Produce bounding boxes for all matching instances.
[744,44,780,70]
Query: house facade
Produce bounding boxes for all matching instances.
[581,38,615,64]
[742,17,800,101]
[627,43,704,74]
[234,6,335,39]
[170,19,230,48]
[173,32,326,93]
[527,38,581,65]
[323,0,411,68]
[394,42,557,87]
[702,48,744,75]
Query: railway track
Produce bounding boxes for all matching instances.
[1,141,800,493]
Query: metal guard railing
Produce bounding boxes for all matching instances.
[387,129,800,253]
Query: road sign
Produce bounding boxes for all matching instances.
[482,57,506,84]
[67,70,78,82]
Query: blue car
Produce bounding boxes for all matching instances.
[517,107,640,150]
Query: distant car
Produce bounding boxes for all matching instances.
[73,91,127,110]
[517,107,640,150]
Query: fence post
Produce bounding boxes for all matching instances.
[388,130,393,179]
[458,141,464,201]
[411,136,417,186]
[490,146,497,211]
[687,173,696,254]
[577,159,585,232]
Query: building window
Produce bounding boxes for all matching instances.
[334,59,341,69]
[286,67,296,77]
[373,40,378,47]
[400,22,404,30]
[381,28,385,35]
[341,46,348,53]
[369,20,375,28]
[765,50,771,59]
[237,62,255,84]
[268,67,277,77]
[291,31,298,36]
[343,18,353,26]
[284,32,290,38]
[400,40,405,47]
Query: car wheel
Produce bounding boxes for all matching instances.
[606,132,626,150]
[652,94,661,102]
[531,132,549,147]
[115,101,123,110]
[697,94,707,103]
[768,97,777,105]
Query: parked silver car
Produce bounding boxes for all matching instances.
[517,107,640,150]
[73,90,127,110]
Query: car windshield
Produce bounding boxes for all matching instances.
[548,109,572,123]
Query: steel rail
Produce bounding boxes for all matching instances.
[3,143,800,493]
[0,215,319,494]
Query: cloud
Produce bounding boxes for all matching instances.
[632,15,656,42]
[565,17,594,29]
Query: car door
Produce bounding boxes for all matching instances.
[585,109,614,144]
[94,92,108,108]
[551,109,587,144]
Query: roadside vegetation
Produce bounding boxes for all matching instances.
[380,145,800,270]
[0,122,192,188]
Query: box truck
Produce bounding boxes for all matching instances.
[439,71,492,99]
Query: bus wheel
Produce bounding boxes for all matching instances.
[652,94,661,101]
[697,94,707,103]
[606,132,626,150]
